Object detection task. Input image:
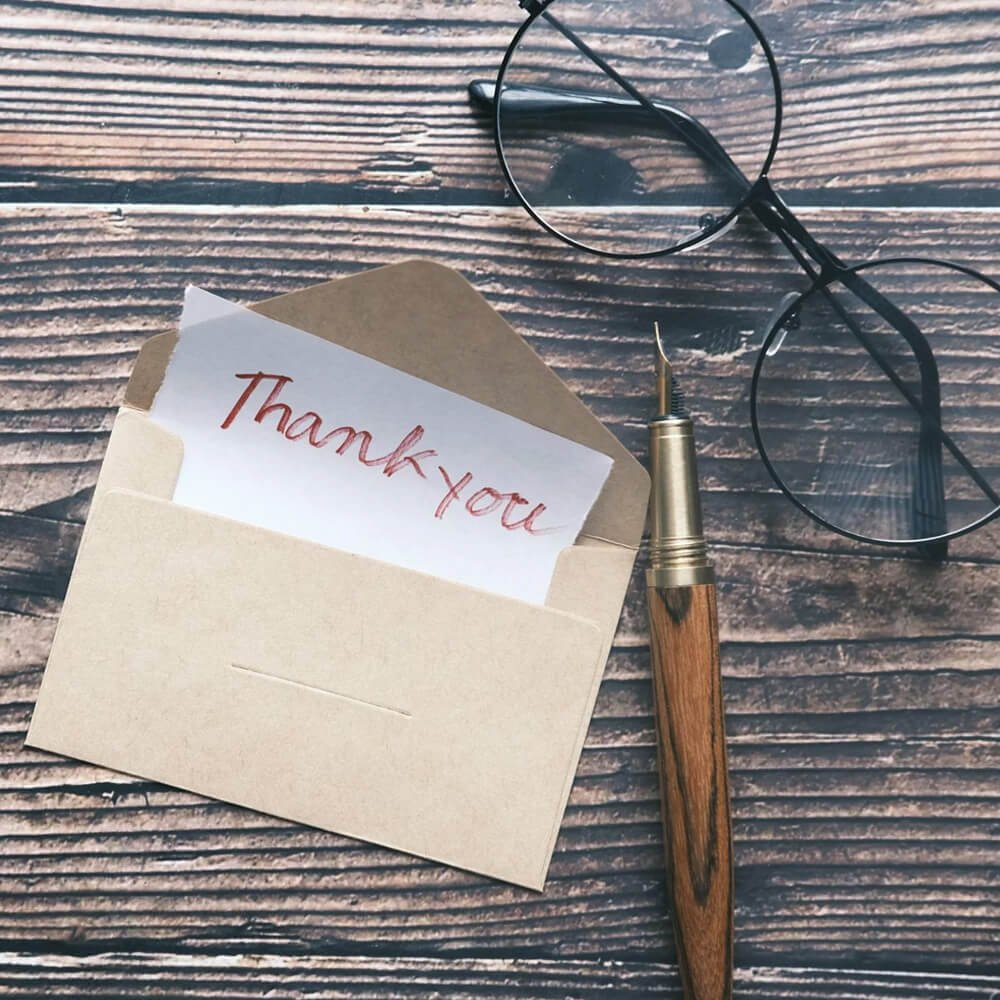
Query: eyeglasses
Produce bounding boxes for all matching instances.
[469,0,999,557]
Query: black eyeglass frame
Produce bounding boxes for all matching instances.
[490,0,784,261]
[751,257,1000,550]
[473,0,1000,555]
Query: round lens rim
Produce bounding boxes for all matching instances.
[749,255,1000,547]
[492,0,785,260]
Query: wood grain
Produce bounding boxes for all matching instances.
[0,1,996,205]
[648,583,733,1000]
[2,597,999,960]
[0,953,999,999]
[1,0,999,984]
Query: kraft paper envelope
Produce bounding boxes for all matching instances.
[27,260,650,890]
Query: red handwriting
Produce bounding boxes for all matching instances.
[220,371,553,534]
[434,466,550,534]
[222,372,435,478]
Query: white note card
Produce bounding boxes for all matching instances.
[148,287,614,605]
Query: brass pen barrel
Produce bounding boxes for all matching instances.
[647,415,713,589]
[645,329,734,1000]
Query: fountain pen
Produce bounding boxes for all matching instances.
[646,325,734,1000]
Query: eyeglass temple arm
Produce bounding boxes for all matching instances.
[763,254,951,557]
[468,79,749,193]
[833,264,948,549]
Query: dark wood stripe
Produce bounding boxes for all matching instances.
[0,953,997,999]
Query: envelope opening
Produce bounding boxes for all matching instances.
[96,405,636,623]
[123,263,650,552]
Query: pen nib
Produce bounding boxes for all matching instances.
[654,321,672,416]
[653,322,689,419]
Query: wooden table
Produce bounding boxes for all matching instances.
[1,1,997,996]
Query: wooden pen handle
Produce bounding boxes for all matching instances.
[647,582,733,1000]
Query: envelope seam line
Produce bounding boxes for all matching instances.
[229,662,412,719]
[577,532,639,550]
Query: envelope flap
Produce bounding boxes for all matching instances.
[124,261,649,547]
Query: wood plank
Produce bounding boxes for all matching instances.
[0,1,996,204]
[0,815,992,960]
[2,508,997,643]
[0,953,998,1000]
[0,636,997,964]
[0,204,997,556]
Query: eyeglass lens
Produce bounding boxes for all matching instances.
[753,259,1000,544]
[496,0,779,256]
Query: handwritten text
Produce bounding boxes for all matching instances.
[221,372,551,534]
